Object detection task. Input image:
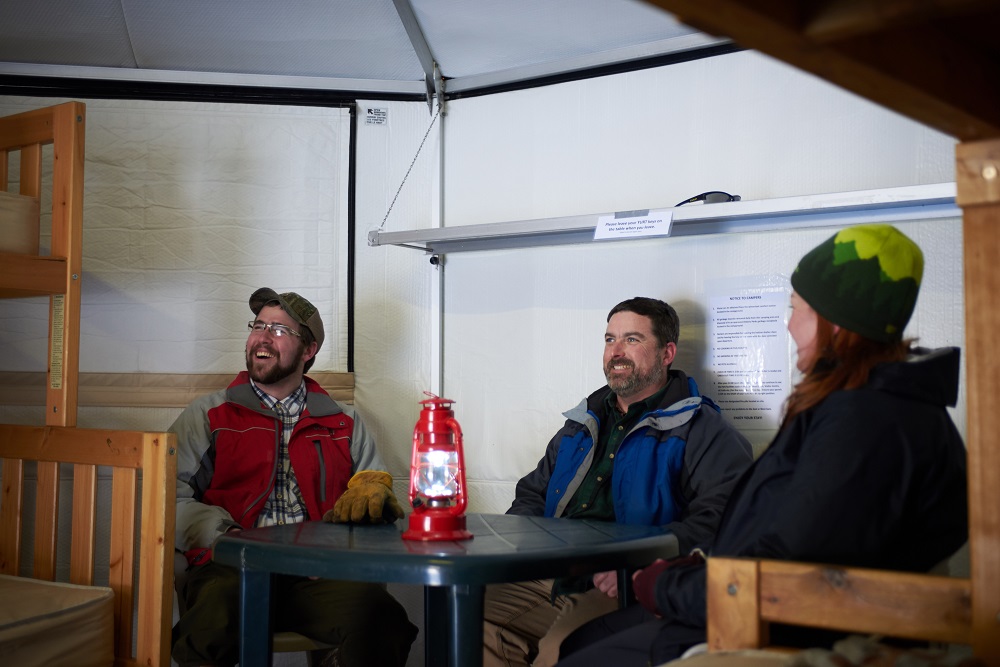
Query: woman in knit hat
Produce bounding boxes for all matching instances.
[555,224,969,667]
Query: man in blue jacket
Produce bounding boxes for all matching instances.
[483,296,753,667]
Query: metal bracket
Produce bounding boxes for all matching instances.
[392,0,444,115]
[427,63,446,116]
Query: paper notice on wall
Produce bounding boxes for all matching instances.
[708,291,788,430]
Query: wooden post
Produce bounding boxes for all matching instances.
[956,137,1000,661]
[46,102,85,427]
[707,557,766,650]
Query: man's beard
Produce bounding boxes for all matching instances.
[605,359,665,400]
[246,344,304,385]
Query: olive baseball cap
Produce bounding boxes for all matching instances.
[249,287,324,352]
[790,224,923,342]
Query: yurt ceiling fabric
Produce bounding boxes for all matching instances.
[0,0,726,99]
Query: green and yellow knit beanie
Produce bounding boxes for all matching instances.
[790,224,923,342]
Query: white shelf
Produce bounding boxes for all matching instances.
[368,183,959,254]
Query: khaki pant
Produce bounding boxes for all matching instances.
[483,579,619,667]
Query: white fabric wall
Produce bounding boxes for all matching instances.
[0,97,351,380]
[441,51,954,225]
[352,100,439,475]
[363,50,963,516]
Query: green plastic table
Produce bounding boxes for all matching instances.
[212,512,678,667]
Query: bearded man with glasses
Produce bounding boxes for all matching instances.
[170,287,417,667]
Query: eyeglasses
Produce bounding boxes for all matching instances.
[248,321,301,338]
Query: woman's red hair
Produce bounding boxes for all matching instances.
[781,315,912,428]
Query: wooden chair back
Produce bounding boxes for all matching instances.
[0,424,176,667]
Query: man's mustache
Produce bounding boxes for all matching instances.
[605,359,634,373]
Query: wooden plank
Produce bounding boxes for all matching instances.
[109,465,138,661]
[958,137,1000,661]
[0,191,40,255]
[19,142,41,200]
[0,458,24,575]
[707,557,766,650]
[0,425,144,468]
[0,370,357,407]
[825,24,1000,134]
[758,561,972,644]
[0,106,55,149]
[0,253,68,296]
[643,0,1000,140]
[32,459,59,581]
[135,432,176,667]
[804,0,999,43]
[69,463,98,585]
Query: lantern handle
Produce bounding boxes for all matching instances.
[420,390,456,407]
[445,415,467,513]
[445,416,463,440]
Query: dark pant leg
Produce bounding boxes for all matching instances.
[556,605,705,667]
[277,576,418,667]
[172,561,242,667]
[554,605,656,667]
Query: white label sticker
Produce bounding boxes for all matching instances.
[365,107,388,125]
[50,294,64,390]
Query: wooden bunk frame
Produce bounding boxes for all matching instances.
[0,101,85,427]
[643,1,1000,662]
[1,103,176,666]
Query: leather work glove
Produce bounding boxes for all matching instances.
[323,470,405,524]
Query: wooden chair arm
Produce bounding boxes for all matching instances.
[706,557,972,652]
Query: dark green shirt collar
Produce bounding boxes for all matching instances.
[604,378,672,419]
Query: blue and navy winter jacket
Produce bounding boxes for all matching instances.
[509,370,752,554]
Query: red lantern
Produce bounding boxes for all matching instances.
[402,393,473,541]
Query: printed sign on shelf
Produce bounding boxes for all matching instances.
[594,209,673,240]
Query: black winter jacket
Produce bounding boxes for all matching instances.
[655,347,969,631]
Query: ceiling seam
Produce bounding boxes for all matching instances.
[118,0,140,69]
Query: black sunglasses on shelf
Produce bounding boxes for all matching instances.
[675,191,741,207]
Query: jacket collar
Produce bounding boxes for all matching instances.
[227,371,344,418]
[867,346,961,408]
